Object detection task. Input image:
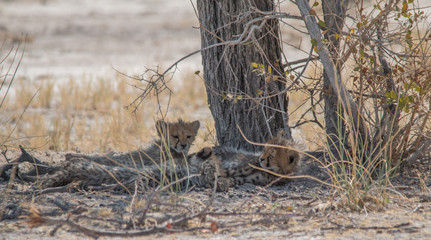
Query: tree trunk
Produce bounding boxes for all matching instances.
[197,0,288,151]
[322,0,350,158]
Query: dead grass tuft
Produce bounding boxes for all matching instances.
[1,69,214,153]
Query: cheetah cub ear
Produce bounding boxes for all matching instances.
[196,147,213,160]
[275,129,288,139]
[190,120,200,135]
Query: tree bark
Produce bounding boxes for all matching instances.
[297,0,368,158]
[322,0,350,158]
[197,0,288,151]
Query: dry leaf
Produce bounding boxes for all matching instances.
[211,222,218,233]
[25,207,44,228]
[309,9,317,16]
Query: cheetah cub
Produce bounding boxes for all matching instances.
[66,119,200,168]
[190,130,300,191]
[35,119,200,188]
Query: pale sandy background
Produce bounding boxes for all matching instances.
[1,0,202,82]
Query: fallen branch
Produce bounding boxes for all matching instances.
[403,137,431,168]
[25,205,293,239]
[322,220,411,231]
[0,145,55,181]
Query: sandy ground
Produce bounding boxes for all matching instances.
[1,0,202,82]
[0,0,306,83]
[1,149,431,239]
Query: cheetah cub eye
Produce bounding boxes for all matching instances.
[259,148,276,169]
[288,155,296,164]
[259,157,268,168]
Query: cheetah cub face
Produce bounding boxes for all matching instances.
[156,119,200,154]
[259,131,300,175]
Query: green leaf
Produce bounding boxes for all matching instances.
[272,202,281,208]
[359,49,365,58]
[313,1,319,7]
[318,20,327,28]
[257,90,263,95]
[408,95,414,103]
[267,65,272,74]
[194,70,200,75]
[368,56,375,65]
[385,91,397,100]
[251,62,258,68]
[234,95,243,103]
[385,92,390,98]
[311,38,318,46]
[404,104,410,113]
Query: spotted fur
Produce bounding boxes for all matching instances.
[188,131,300,191]
[30,128,299,193]
[36,119,200,189]
[65,119,200,168]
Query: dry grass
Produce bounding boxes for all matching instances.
[0,69,214,153]
[1,63,317,154]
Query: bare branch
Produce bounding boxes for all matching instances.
[296,0,368,142]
